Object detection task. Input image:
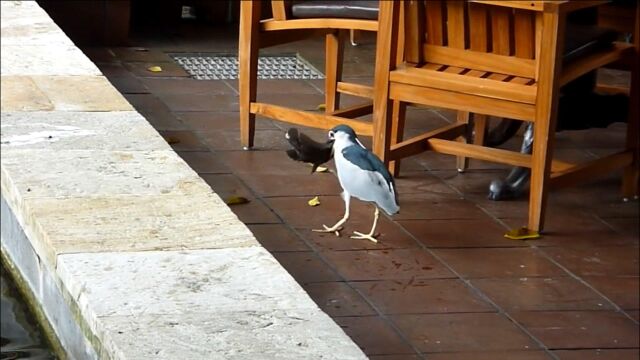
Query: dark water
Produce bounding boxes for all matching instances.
[1,264,56,360]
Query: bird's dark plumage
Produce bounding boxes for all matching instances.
[285,128,334,173]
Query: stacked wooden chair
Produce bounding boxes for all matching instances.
[238,0,380,149]
[372,0,638,232]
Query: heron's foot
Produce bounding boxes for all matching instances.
[312,224,343,237]
[350,231,378,243]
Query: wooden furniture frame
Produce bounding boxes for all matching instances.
[239,0,380,149]
[372,0,638,232]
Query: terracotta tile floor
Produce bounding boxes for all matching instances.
[83,25,638,359]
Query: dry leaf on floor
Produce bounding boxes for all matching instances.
[308,196,321,207]
[147,65,163,72]
[504,227,540,240]
[225,196,250,205]
[316,103,326,111]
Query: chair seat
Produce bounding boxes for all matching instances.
[291,1,378,20]
[390,65,537,104]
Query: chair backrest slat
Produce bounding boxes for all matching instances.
[417,0,537,78]
[514,9,536,59]
[468,2,489,51]
[271,0,290,20]
[490,6,512,55]
[446,1,467,48]
[425,0,445,45]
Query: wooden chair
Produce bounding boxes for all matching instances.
[372,0,638,232]
[238,0,380,149]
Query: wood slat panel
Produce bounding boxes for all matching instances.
[389,123,467,161]
[389,82,536,121]
[491,6,512,55]
[514,10,535,58]
[446,1,466,48]
[426,139,576,173]
[443,66,467,74]
[425,0,445,45]
[510,76,534,85]
[261,18,378,32]
[487,73,510,81]
[468,2,489,51]
[336,82,374,98]
[329,103,373,119]
[404,0,424,63]
[427,138,533,168]
[550,151,634,189]
[422,45,536,78]
[470,1,545,12]
[390,67,537,104]
[250,102,373,136]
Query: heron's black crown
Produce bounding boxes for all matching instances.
[330,124,358,141]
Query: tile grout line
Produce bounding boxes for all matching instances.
[531,244,640,326]
[223,159,553,357]
[393,223,561,359]
[225,162,427,358]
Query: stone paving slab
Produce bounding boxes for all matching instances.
[1,45,101,76]
[1,75,133,112]
[57,248,316,318]
[1,149,211,200]
[56,249,365,359]
[1,111,169,151]
[1,14,73,47]
[97,310,365,360]
[28,194,257,262]
[0,76,54,111]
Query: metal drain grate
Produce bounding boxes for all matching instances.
[171,54,324,80]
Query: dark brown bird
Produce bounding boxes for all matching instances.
[285,128,334,173]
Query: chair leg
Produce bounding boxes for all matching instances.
[455,111,470,172]
[325,30,345,113]
[527,7,565,233]
[388,100,406,177]
[528,114,559,232]
[473,114,488,146]
[238,1,260,149]
[622,26,639,199]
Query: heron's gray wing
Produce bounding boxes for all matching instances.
[341,145,394,191]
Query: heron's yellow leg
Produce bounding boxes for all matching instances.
[351,207,379,243]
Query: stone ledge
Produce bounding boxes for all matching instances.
[0,1,366,359]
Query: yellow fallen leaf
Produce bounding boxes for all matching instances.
[147,65,163,72]
[225,196,250,205]
[316,103,326,111]
[504,227,540,240]
[308,196,321,207]
[308,163,329,173]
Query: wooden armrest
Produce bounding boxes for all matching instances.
[469,1,546,12]
[470,1,610,13]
